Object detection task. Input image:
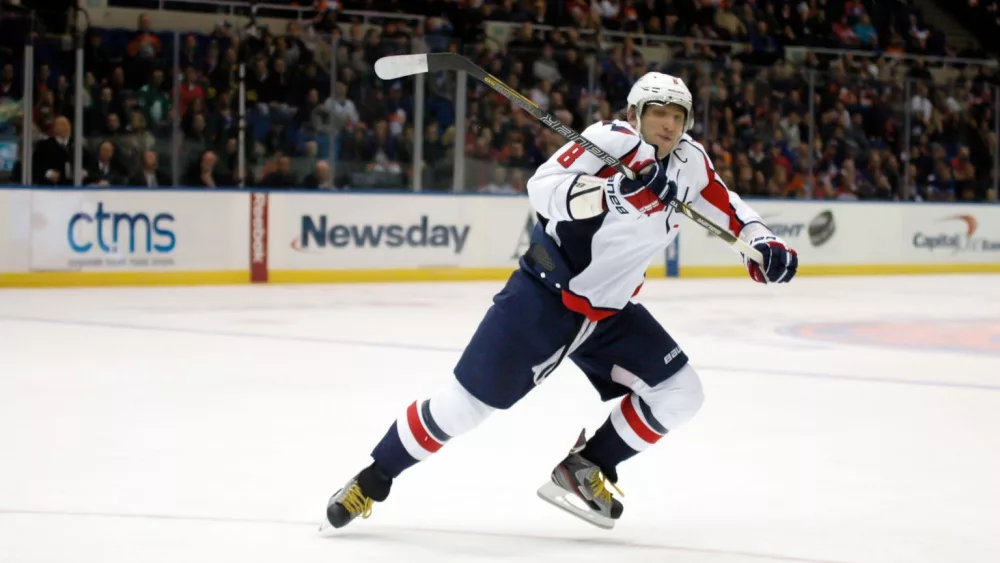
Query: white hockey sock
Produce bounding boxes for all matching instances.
[394,378,495,462]
[609,392,669,452]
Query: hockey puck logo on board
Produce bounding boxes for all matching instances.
[808,210,835,247]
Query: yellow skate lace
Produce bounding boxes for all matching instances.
[587,471,624,505]
[341,484,374,519]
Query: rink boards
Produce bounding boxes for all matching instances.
[1,188,999,287]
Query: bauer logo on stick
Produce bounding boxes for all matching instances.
[485,75,539,111]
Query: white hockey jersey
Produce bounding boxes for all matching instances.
[523,119,767,322]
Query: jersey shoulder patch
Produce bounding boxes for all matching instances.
[567,120,648,178]
[582,120,643,159]
[599,120,637,136]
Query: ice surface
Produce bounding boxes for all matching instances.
[1,275,999,563]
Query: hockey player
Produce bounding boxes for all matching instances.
[323,72,799,530]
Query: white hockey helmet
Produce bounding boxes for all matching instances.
[626,72,695,136]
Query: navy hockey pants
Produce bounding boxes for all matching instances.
[454,268,690,410]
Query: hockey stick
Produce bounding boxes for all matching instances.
[374,53,764,265]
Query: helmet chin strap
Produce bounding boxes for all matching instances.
[633,100,661,149]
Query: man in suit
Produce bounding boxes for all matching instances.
[32,116,74,185]
[261,154,297,187]
[302,160,334,189]
[129,149,170,188]
[183,149,233,188]
[85,140,126,186]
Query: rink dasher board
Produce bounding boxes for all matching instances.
[1,188,998,287]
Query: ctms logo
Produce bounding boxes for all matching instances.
[68,202,175,254]
[292,215,470,254]
[913,214,1000,253]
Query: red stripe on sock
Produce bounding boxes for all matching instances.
[406,401,443,453]
[620,395,662,444]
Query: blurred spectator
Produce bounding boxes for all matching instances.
[32,116,74,185]
[84,140,126,186]
[0,64,18,100]
[480,166,518,194]
[178,67,206,117]
[183,149,232,187]
[326,81,360,131]
[130,149,169,187]
[303,160,334,189]
[137,69,170,132]
[262,154,297,186]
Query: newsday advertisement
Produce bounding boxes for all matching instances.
[265,193,535,271]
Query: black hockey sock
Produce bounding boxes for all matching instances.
[358,462,393,502]
[370,421,420,479]
[369,396,462,480]
[579,418,632,483]
[581,393,669,481]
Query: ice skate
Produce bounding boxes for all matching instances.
[320,463,392,531]
[536,429,624,530]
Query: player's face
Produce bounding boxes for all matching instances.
[640,103,686,157]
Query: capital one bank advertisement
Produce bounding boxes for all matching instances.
[904,206,1000,262]
[28,190,247,272]
[267,193,531,270]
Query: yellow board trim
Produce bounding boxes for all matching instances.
[2,263,998,288]
[0,267,664,288]
[0,270,248,288]
[681,263,1000,278]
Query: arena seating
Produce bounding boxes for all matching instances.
[0,0,996,201]
[928,0,1000,56]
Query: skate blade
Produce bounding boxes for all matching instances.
[318,509,333,533]
[536,481,616,530]
[318,490,341,534]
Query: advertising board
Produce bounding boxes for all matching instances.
[26,190,247,273]
[267,193,534,273]
[902,206,1000,263]
[679,200,1000,275]
[0,190,10,272]
[250,192,269,283]
[679,201,894,269]
[1,190,35,273]
[2,189,998,287]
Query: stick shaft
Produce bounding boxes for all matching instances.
[407,54,763,265]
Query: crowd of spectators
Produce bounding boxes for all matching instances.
[0,0,998,202]
[456,0,1000,201]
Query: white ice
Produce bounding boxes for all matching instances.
[1,274,999,563]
